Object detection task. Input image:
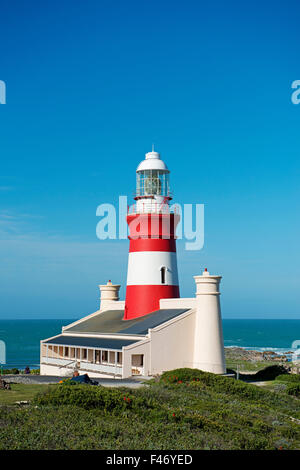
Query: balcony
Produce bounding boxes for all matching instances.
[41,356,123,377]
[128,202,180,215]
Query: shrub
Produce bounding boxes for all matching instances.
[275,374,300,384]
[160,368,211,384]
[252,419,272,433]
[34,384,134,411]
[286,384,300,397]
[183,413,224,432]
[160,368,274,403]
[231,434,271,450]
[1,368,19,375]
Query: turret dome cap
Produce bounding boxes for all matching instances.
[136,150,169,172]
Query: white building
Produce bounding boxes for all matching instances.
[40,150,226,378]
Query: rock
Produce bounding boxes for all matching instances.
[0,378,11,390]
[225,347,289,364]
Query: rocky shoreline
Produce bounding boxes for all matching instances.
[225,347,293,363]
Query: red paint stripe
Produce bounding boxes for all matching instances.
[124,285,180,320]
[127,213,180,240]
[129,238,176,253]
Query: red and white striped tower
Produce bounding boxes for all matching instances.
[124,149,180,320]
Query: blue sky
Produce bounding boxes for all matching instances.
[0,0,299,319]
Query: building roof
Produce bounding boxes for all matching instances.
[64,308,189,336]
[44,335,137,350]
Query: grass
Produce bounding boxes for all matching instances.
[0,369,299,450]
[0,384,49,405]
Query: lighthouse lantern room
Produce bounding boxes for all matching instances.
[135,150,171,213]
[124,150,180,320]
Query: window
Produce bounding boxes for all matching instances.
[117,352,122,365]
[132,354,144,367]
[102,350,108,363]
[64,347,69,357]
[160,266,166,284]
[109,351,115,364]
[88,349,93,361]
[136,170,170,197]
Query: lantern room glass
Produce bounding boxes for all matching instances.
[136,170,170,197]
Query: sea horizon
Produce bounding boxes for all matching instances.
[0,318,300,369]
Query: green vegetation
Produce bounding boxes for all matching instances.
[0,369,300,450]
[34,384,135,411]
[275,374,300,384]
[0,384,49,405]
[226,359,280,372]
[0,368,40,375]
[1,368,20,375]
[287,385,300,398]
[265,374,300,398]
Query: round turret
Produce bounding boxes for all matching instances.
[99,280,120,311]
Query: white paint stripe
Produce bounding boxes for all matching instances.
[126,251,179,286]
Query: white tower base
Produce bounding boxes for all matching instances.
[193,270,226,374]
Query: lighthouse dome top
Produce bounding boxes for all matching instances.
[136,150,169,173]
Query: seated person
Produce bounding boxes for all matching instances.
[69,371,97,385]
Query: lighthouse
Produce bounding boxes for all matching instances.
[41,146,227,378]
[124,149,180,320]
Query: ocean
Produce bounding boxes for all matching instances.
[0,318,300,370]
[0,319,73,370]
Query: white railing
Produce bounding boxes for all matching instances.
[41,357,123,376]
[80,361,122,376]
[42,357,76,367]
[128,202,179,215]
